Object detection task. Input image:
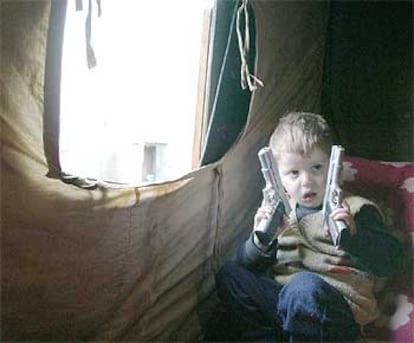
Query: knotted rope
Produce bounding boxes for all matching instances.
[236,0,264,91]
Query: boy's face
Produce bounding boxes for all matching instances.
[276,147,329,208]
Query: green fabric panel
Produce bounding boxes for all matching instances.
[44,0,67,178]
[201,0,256,166]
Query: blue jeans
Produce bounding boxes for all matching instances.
[206,261,360,342]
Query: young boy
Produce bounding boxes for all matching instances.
[205,112,403,342]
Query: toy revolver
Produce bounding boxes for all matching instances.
[322,145,348,246]
[255,147,292,248]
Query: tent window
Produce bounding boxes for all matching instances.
[59,0,213,186]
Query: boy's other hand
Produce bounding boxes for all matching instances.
[329,201,356,236]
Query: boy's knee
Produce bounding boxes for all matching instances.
[216,261,239,284]
[277,272,358,340]
[284,271,330,299]
[216,261,267,302]
[216,261,242,296]
[277,272,333,325]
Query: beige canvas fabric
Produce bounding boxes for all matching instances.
[1,1,329,341]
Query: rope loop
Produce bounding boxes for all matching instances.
[236,0,264,91]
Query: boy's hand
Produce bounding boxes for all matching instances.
[254,205,273,229]
[328,200,356,236]
[254,205,288,231]
[253,205,289,251]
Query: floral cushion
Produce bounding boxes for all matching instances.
[342,156,414,343]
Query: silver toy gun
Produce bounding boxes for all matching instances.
[255,147,292,248]
[322,145,348,247]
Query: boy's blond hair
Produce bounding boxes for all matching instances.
[269,112,333,156]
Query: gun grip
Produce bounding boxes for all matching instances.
[254,202,285,246]
[329,218,349,247]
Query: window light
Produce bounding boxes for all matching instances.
[60,0,213,186]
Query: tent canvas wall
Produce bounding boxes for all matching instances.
[1,0,412,341]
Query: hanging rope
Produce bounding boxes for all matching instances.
[82,0,101,69]
[236,0,263,91]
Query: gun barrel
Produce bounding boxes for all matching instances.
[322,145,348,246]
[258,147,291,214]
[255,146,292,248]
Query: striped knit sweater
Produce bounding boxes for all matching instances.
[274,195,384,325]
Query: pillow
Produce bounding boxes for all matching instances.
[342,156,414,343]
